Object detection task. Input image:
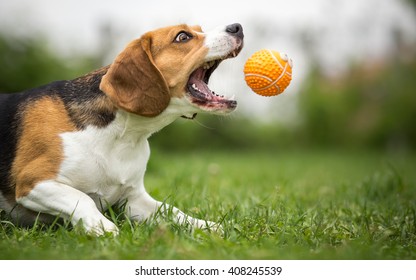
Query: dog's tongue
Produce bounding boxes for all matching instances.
[189,67,212,95]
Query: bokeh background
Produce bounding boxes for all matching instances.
[1,0,415,152]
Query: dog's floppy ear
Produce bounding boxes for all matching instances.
[100,36,170,117]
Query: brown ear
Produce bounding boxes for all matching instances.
[100,36,170,117]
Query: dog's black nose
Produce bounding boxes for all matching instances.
[226,23,244,39]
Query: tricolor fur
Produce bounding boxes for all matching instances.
[0,23,243,235]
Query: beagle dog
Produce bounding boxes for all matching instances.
[0,23,244,235]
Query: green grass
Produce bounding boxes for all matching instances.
[1,149,415,259]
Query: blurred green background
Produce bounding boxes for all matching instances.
[1,1,416,261]
[0,0,415,153]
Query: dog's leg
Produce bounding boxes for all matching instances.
[16,180,119,235]
[124,188,220,231]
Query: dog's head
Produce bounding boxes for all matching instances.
[100,23,244,117]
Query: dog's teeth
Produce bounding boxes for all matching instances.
[203,61,215,69]
[192,84,198,90]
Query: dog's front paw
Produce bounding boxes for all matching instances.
[79,217,119,236]
[173,211,223,234]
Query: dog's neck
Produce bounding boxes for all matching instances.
[72,67,197,138]
[114,97,197,140]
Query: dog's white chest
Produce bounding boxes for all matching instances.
[57,121,150,205]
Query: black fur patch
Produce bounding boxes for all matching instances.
[0,92,25,195]
[60,67,116,129]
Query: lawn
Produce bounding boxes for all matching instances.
[0,149,415,259]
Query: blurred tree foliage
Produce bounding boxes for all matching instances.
[297,59,416,150]
[0,35,100,93]
[408,0,416,9]
[150,116,295,152]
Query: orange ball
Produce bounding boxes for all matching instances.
[244,49,293,97]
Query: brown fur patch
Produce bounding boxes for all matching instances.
[100,39,171,117]
[149,25,208,98]
[100,24,209,117]
[12,97,76,198]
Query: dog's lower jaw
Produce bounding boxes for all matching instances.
[188,97,237,115]
[152,95,236,122]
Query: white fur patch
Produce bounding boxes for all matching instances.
[57,97,196,205]
[204,25,240,60]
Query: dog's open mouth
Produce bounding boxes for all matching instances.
[186,56,238,112]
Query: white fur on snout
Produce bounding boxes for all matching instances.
[204,25,239,61]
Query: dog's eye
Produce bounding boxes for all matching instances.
[174,32,193,43]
